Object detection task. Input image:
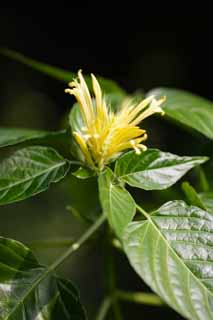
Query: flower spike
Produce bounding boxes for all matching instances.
[66,71,165,170]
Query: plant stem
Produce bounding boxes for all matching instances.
[27,237,122,251]
[49,213,106,272]
[95,297,111,320]
[112,300,122,320]
[69,160,83,166]
[115,290,164,307]
[11,214,106,316]
[106,233,123,320]
[136,204,150,219]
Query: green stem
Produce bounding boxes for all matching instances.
[95,297,111,320]
[136,204,150,219]
[112,300,122,320]
[106,235,123,320]
[9,214,106,316]
[27,237,122,251]
[116,290,164,307]
[69,160,83,166]
[49,214,106,272]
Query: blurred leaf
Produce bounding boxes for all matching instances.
[105,93,125,112]
[0,146,70,205]
[0,48,125,95]
[181,181,207,210]
[72,167,95,179]
[123,201,213,320]
[147,88,213,139]
[194,166,210,192]
[0,236,86,319]
[115,149,208,190]
[67,174,100,223]
[98,167,135,237]
[199,192,213,214]
[0,127,66,148]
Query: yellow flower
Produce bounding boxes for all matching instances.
[65,70,165,170]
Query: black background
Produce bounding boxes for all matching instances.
[1,9,212,109]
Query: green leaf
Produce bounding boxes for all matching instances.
[0,48,125,95]
[0,127,66,148]
[0,146,70,205]
[199,192,213,214]
[195,166,210,192]
[72,167,95,179]
[123,201,213,320]
[182,181,207,210]
[98,167,136,237]
[182,188,213,215]
[115,149,208,190]
[147,87,213,139]
[0,236,86,319]
[67,174,100,223]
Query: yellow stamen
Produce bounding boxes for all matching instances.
[66,71,165,170]
[131,96,166,125]
[73,132,94,167]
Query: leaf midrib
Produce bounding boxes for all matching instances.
[0,161,67,193]
[117,159,203,180]
[145,213,213,302]
[5,264,52,319]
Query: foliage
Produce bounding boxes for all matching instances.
[1,49,213,319]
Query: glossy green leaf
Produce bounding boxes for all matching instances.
[182,181,207,210]
[115,149,208,190]
[98,167,136,237]
[0,236,86,319]
[147,88,213,139]
[1,48,125,95]
[0,128,66,148]
[123,201,213,320]
[0,146,70,205]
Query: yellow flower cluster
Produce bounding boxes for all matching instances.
[65,71,165,170]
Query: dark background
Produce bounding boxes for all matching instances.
[0,7,212,319]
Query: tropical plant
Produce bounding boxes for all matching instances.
[0,48,213,320]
